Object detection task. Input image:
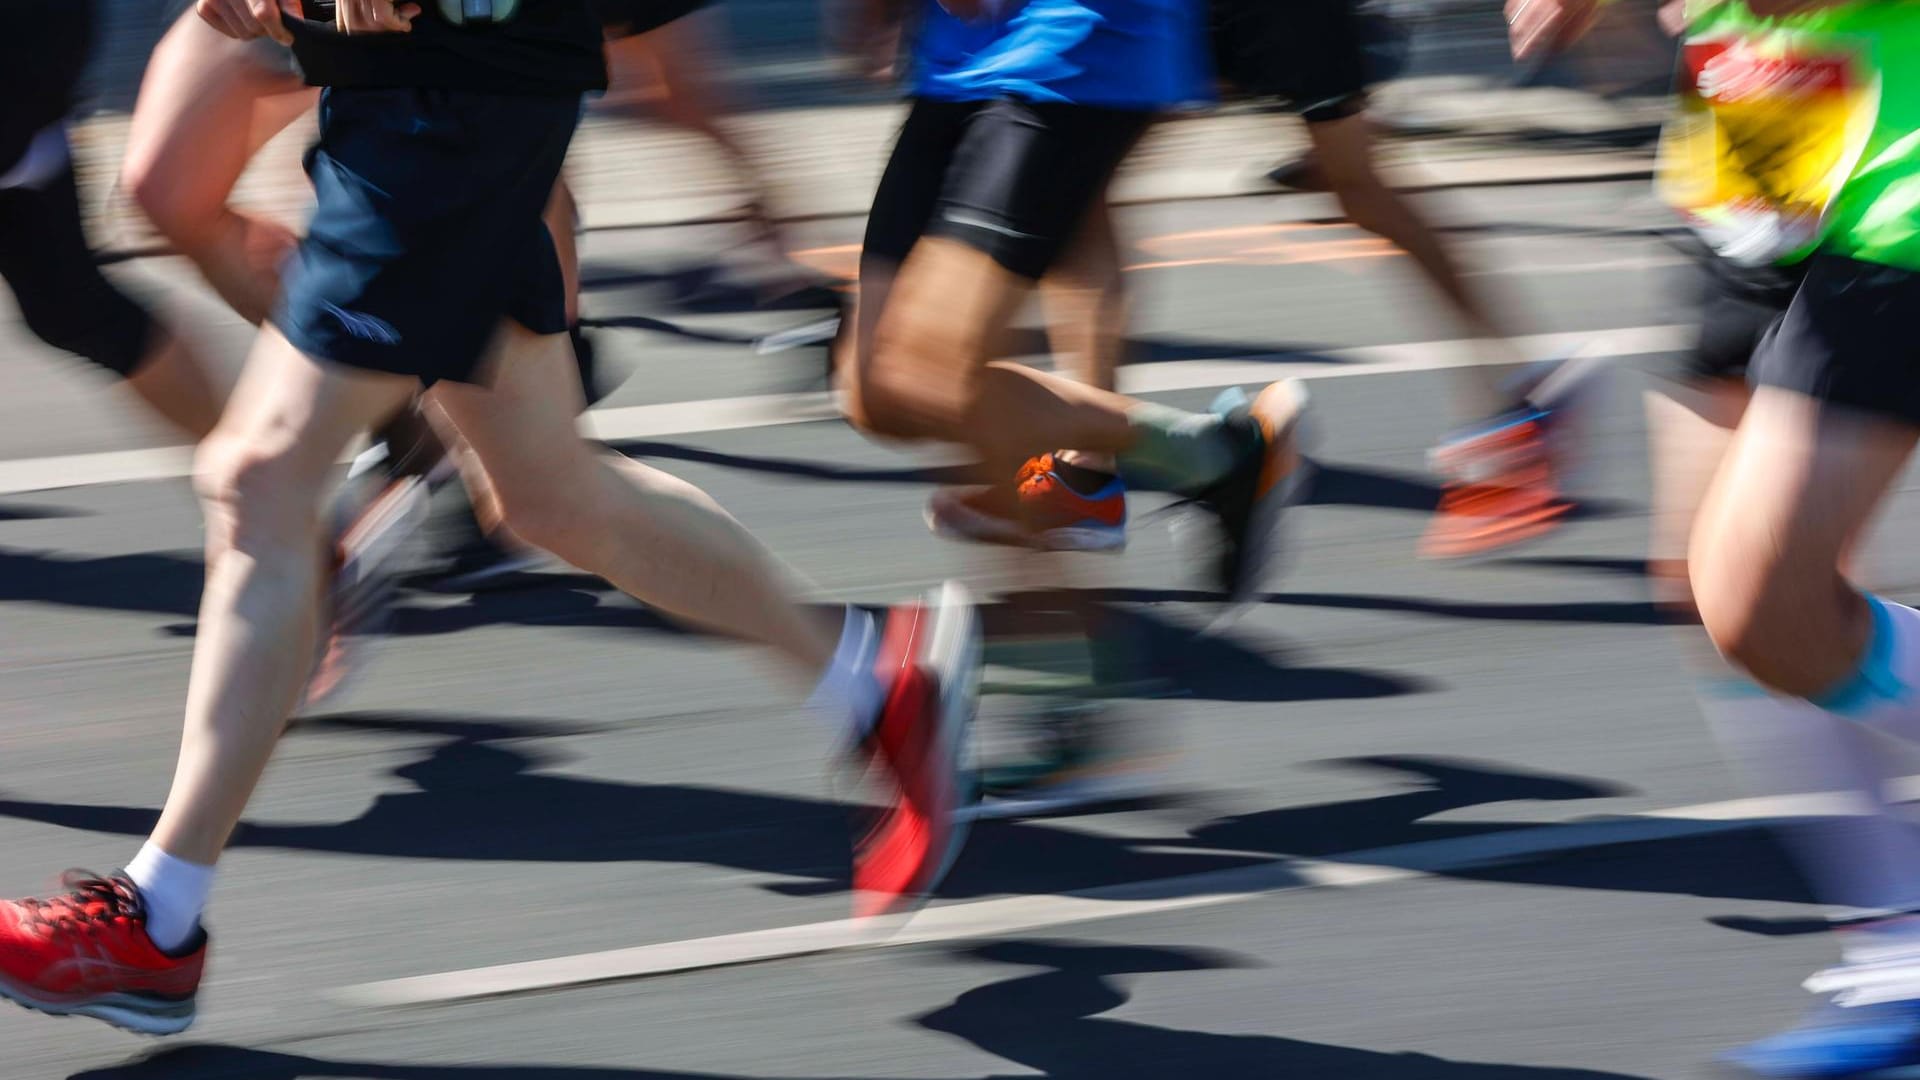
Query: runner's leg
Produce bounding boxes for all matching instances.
[121,11,314,323]
[0,139,228,439]
[429,326,840,672]
[151,332,418,867]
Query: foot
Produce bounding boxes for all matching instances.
[410,506,552,593]
[306,468,435,708]
[0,873,204,1035]
[852,582,981,917]
[1720,998,1920,1078]
[1421,407,1573,559]
[1192,380,1312,605]
[965,700,1170,821]
[927,454,1128,552]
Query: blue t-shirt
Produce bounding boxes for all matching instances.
[912,0,1213,109]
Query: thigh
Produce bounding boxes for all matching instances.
[927,98,1151,279]
[123,12,312,216]
[426,325,595,493]
[1696,385,1917,599]
[211,325,419,492]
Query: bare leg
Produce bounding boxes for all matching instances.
[1691,388,1920,697]
[1645,376,1747,611]
[121,12,315,324]
[1040,198,1127,471]
[149,329,417,864]
[429,325,839,674]
[601,16,793,264]
[123,330,234,440]
[1307,114,1517,419]
[545,179,583,326]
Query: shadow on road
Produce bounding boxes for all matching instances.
[65,942,1656,1079]
[917,939,1654,1078]
[0,722,1810,908]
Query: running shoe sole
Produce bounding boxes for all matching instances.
[1225,379,1313,612]
[0,979,195,1036]
[925,498,1127,553]
[920,581,983,888]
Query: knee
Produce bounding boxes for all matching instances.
[486,471,591,557]
[841,359,924,440]
[121,155,216,249]
[193,435,317,545]
[1689,529,1796,677]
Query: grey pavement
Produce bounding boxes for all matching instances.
[2,175,1911,1078]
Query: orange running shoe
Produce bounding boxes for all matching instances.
[852,582,980,918]
[928,454,1128,552]
[1422,410,1574,559]
[0,872,204,1035]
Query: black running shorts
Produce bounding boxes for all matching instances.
[0,156,157,379]
[273,87,579,385]
[862,97,1150,280]
[1212,0,1373,123]
[1749,254,1920,426]
[1681,241,1806,384]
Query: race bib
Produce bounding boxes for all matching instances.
[1658,32,1878,265]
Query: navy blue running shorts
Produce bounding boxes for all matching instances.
[273,87,579,386]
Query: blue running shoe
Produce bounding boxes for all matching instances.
[1720,1000,1920,1078]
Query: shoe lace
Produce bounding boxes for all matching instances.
[18,872,142,937]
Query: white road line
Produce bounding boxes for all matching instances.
[0,324,1691,498]
[333,785,1814,1009]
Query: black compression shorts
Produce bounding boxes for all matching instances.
[862,97,1150,280]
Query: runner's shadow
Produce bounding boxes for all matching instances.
[1078,586,1670,628]
[0,713,849,886]
[1183,756,1816,905]
[918,939,1654,1078]
[613,440,974,487]
[70,1046,783,1080]
[0,547,201,618]
[0,502,84,521]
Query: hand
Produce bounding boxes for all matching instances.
[1505,0,1603,60]
[336,0,423,34]
[195,0,298,45]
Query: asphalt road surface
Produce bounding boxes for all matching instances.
[1,178,1906,1079]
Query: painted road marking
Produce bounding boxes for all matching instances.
[0,325,1690,498]
[332,784,1853,1009]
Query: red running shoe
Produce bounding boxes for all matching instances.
[0,872,204,1034]
[852,582,981,918]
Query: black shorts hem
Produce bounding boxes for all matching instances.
[1749,253,1920,426]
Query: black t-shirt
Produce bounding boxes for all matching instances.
[2,0,95,172]
[288,0,608,96]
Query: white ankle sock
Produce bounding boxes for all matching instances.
[124,842,213,954]
[806,606,884,742]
